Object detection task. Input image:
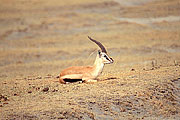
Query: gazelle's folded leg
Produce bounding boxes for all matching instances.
[83,78,97,83]
[59,78,66,84]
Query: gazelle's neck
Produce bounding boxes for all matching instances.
[92,54,104,78]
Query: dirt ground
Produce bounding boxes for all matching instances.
[0,0,180,119]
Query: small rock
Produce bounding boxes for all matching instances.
[131,68,135,71]
[3,96,8,101]
[28,91,32,93]
[52,89,58,92]
[36,87,40,90]
[120,108,126,112]
[0,95,7,101]
[42,87,49,92]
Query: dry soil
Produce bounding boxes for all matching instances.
[0,0,180,119]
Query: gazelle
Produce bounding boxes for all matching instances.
[59,36,113,84]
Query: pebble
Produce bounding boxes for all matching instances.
[28,91,32,93]
[42,87,49,92]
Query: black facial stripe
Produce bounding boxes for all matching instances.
[104,55,110,61]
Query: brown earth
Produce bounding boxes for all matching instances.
[0,0,180,119]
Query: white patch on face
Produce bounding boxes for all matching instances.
[100,52,113,64]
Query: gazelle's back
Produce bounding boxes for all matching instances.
[60,66,93,77]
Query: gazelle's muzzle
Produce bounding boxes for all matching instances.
[111,57,114,63]
[109,57,114,64]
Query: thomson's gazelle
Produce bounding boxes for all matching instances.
[59,36,113,84]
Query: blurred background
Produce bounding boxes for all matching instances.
[0,0,180,78]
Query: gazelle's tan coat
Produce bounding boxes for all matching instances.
[59,36,113,84]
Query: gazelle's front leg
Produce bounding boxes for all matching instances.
[59,78,66,84]
[82,78,97,83]
[86,79,97,83]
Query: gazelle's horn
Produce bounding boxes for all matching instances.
[88,36,107,53]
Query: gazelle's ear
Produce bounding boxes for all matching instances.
[98,50,101,57]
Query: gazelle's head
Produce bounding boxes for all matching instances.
[88,36,114,64]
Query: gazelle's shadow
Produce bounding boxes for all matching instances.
[64,79,82,83]
[56,76,118,83]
